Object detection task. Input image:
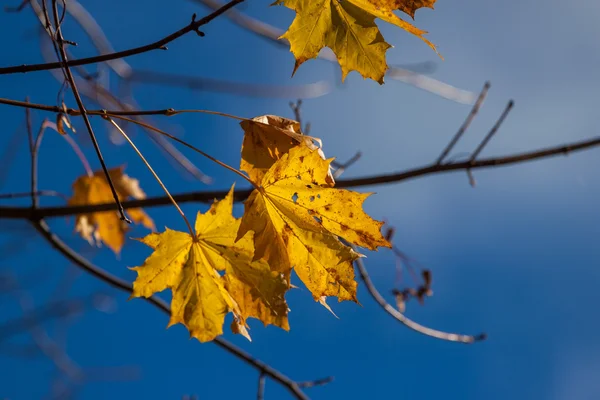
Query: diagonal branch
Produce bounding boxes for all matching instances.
[31,218,313,400]
[48,0,128,221]
[0,0,245,75]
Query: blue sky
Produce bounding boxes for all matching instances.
[1,0,600,399]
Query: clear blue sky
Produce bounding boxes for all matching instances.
[1,0,600,399]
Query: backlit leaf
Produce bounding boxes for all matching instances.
[240,115,333,185]
[275,0,439,83]
[130,186,289,342]
[237,143,391,304]
[68,166,154,255]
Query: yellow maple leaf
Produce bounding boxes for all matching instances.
[239,115,334,186]
[275,0,439,83]
[68,166,154,255]
[237,143,391,303]
[130,186,290,342]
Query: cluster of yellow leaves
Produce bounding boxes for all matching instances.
[68,166,154,255]
[275,0,440,83]
[123,115,390,342]
[131,186,289,342]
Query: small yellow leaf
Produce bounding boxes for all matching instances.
[238,143,391,304]
[131,186,290,342]
[68,167,154,255]
[276,0,439,83]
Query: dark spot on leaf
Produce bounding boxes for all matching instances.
[306,184,312,189]
[292,192,298,203]
[309,196,315,202]
[313,216,323,224]
[299,156,305,162]
[349,212,354,218]
[324,205,331,211]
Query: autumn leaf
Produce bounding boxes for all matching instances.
[275,0,439,83]
[240,115,334,186]
[68,166,154,255]
[130,186,290,343]
[237,143,391,304]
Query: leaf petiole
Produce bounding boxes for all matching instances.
[106,116,195,238]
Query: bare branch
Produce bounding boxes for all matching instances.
[296,376,334,388]
[0,0,245,75]
[2,134,598,219]
[470,100,514,161]
[436,82,490,164]
[354,257,485,343]
[48,0,129,221]
[257,373,266,400]
[31,219,315,400]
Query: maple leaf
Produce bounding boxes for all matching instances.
[130,186,290,343]
[237,143,391,303]
[239,115,334,186]
[275,0,439,83]
[68,166,154,255]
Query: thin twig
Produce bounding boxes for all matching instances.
[0,97,249,120]
[332,151,362,178]
[49,1,128,222]
[109,115,259,189]
[470,100,514,161]
[354,257,485,343]
[106,117,195,237]
[0,0,245,75]
[296,376,334,388]
[31,219,311,400]
[31,119,55,208]
[257,373,266,400]
[0,190,68,201]
[25,98,36,207]
[436,82,490,164]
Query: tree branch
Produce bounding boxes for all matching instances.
[2,135,599,219]
[0,0,245,75]
[49,0,129,222]
[31,219,313,400]
[354,257,486,343]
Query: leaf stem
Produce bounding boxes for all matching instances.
[108,114,260,190]
[106,117,195,237]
